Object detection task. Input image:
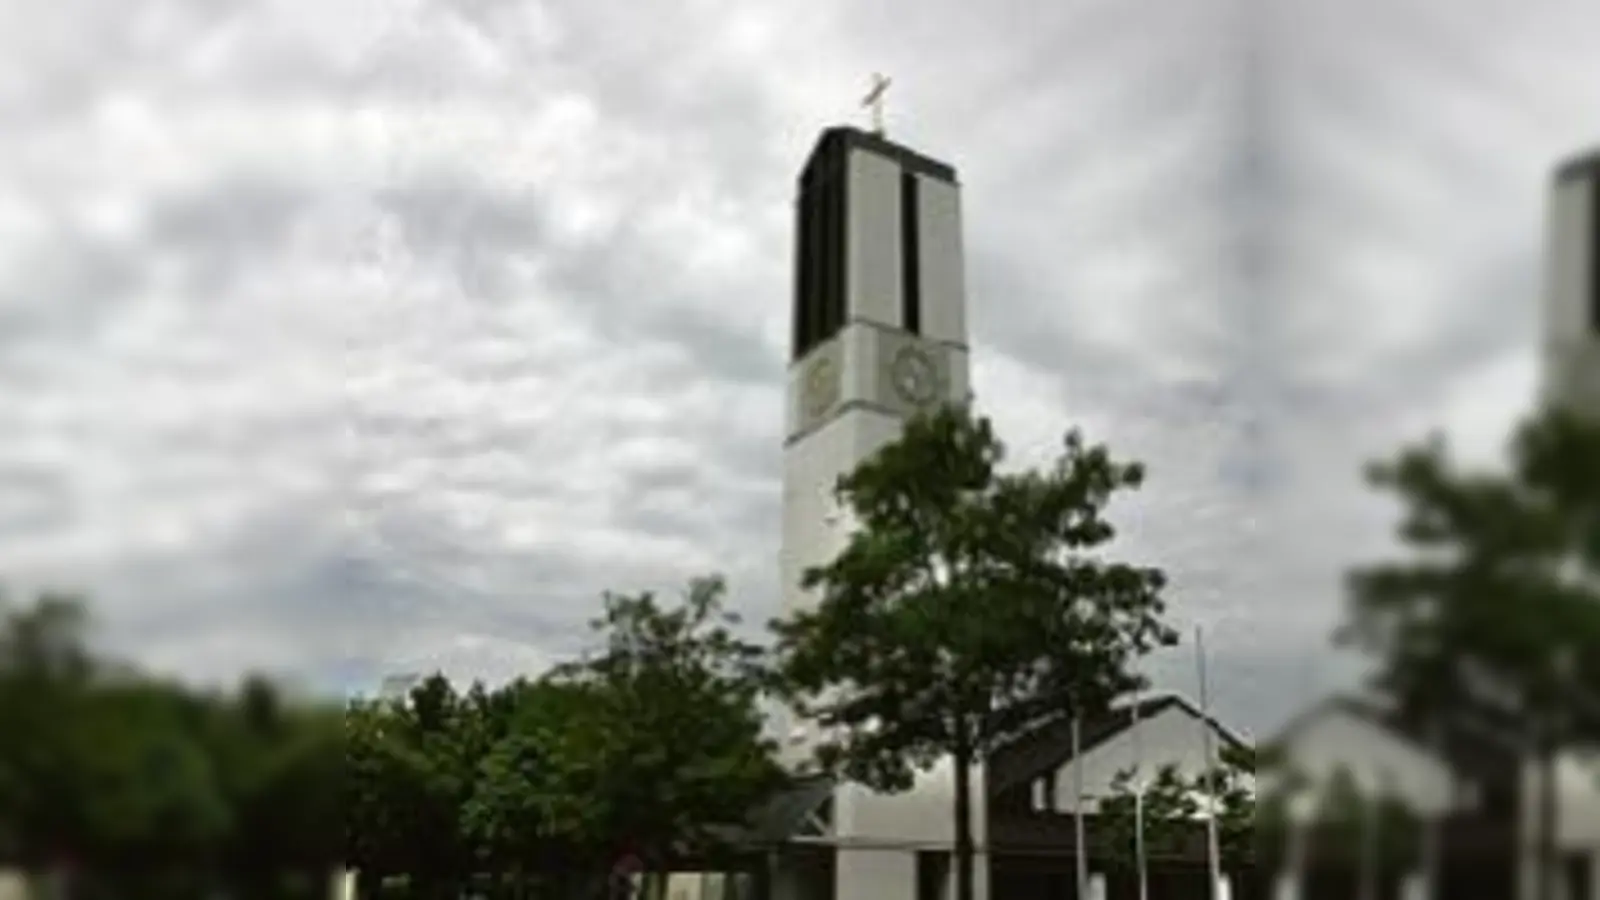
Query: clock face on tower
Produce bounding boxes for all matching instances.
[888,345,941,406]
[802,356,840,420]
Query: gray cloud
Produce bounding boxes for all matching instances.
[1,0,1597,736]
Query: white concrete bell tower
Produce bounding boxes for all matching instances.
[781,126,972,625]
[1541,149,1600,417]
[773,122,989,900]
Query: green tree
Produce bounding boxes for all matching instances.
[770,406,1176,900]
[1339,406,1600,899]
[342,675,482,896]
[1208,743,1257,872]
[69,678,232,865]
[1096,764,1200,871]
[227,697,343,889]
[462,678,596,893]
[1093,745,1255,874]
[467,577,787,889]
[1311,768,1420,871]
[2,593,352,897]
[0,592,97,868]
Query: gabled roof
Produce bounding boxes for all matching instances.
[986,692,1250,797]
[1267,693,1524,780]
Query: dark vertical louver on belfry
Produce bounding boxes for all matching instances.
[900,169,921,335]
[793,130,851,361]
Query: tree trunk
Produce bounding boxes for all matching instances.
[1536,726,1558,900]
[953,739,976,900]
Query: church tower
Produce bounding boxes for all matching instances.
[771,121,989,900]
[1541,148,1600,417]
[781,126,972,622]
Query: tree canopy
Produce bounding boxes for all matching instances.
[770,404,1177,900]
[3,574,790,899]
[0,594,342,898]
[461,577,786,878]
[1339,405,1600,747]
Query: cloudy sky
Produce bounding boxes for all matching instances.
[2,0,1597,735]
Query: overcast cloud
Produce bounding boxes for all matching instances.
[1,0,1597,734]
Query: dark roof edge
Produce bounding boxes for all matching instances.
[1266,693,1459,770]
[1146,691,1253,754]
[1554,147,1600,182]
[986,692,1251,796]
[1268,694,1388,746]
[803,125,959,186]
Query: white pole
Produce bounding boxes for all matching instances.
[1197,626,1223,899]
[1073,710,1089,898]
[1133,695,1148,900]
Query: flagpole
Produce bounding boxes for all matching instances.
[1197,626,1223,899]
[1133,694,1148,900]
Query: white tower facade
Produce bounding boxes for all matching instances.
[781,127,972,625]
[1541,149,1600,417]
[774,127,988,900]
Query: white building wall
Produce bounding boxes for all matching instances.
[1518,748,1600,851]
[1542,164,1600,414]
[841,324,881,410]
[837,848,915,900]
[779,398,904,616]
[1049,704,1253,814]
[917,176,967,348]
[1515,748,1600,900]
[1270,708,1455,816]
[1544,175,1593,348]
[847,150,903,329]
[839,759,990,848]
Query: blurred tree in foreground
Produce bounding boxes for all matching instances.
[5,576,789,898]
[1340,405,1600,900]
[1341,406,1600,739]
[0,593,341,898]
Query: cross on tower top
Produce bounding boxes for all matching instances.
[861,73,891,136]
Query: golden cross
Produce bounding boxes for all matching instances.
[861,73,891,136]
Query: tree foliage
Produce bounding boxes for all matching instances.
[464,577,786,875]
[0,594,341,898]
[1340,406,1600,746]
[4,574,788,898]
[1338,406,1600,900]
[1095,742,1256,873]
[1210,743,1257,869]
[770,405,1177,900]
[1096,764,1199,870]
